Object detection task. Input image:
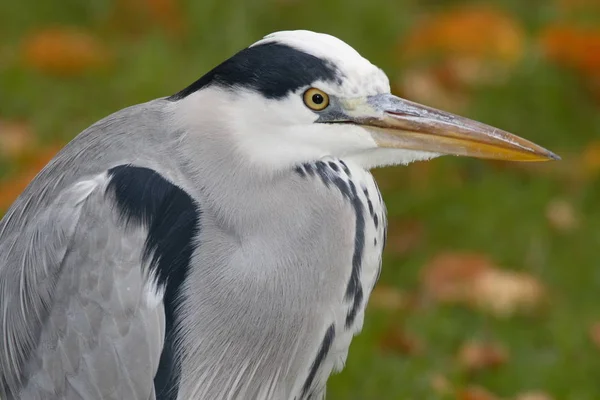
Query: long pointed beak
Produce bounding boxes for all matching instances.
[345,94,559,162]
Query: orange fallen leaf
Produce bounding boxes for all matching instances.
[147,0,186,35]
[379,325,424,356]
[557,0,600,11]
[589,322,600,349]
[17,144,63,172]
[458,385,500,400]
[457,340,509,371]
[369,285,409,311]
[371,166,407,192]
[0,169,39,212]
[472,268,546,317]
[22,28,111,76]
[581,140,600,177]
[407,160,438,191]
[539,25,600,77]
[385,218,425,256]
[545,198,578,233]
[421,252,493,303]
[107,0,187,37]
[513,392,554,400]
[402,6,524,64]
[421,252,546,317]
[485,152,586,192]
[396,66,470,113]
[397,6,524,111]
[0,146,61,211]
[0,120,36,159]
[430,373,453,396]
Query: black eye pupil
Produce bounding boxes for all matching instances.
[312,94,324,104]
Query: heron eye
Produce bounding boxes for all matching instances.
[303,88,330,111]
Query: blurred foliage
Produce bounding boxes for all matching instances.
[2,0,600,398]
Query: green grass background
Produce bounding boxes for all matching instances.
[1,0,600,398]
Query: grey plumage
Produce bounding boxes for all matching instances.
[0,102,174,399]
[0,98,385,399]
[0,30,558,400]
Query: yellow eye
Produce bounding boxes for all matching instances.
[303,88,330,111]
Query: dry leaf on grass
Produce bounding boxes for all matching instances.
[395,67,470,113]
[396,6,524,112]
[385,218,425,256]
[457,341,509,371]
[540,25,600,78]
[0,121,36,159]
[421,252,546,317]
[368,285,409,311]
[513,392,554,400]
[147,0,186,35]
[421,252,493,303]
[402,6,524,64]
[430,373,453,396]
[457,385,500,400]
[539,24,600,103]
[407,161,437,191]
[17,145,63,173]
[107,0,187,37]
[371,167,406,192]
[0,170,38,211]
[0,146,61,211]
[22,28,111,76]
[484,152,590,192]
[558,0,600,10]
[588,322,600,349]
[472,268,546,317]
[379,325,424,356]
[545,198,578,233]
[582,140,600,178]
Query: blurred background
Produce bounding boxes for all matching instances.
[1,0,600,398]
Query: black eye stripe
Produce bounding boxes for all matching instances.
[168,43,342,101]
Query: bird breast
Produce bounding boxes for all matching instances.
[289,158,387,396]
[178,157,386,399]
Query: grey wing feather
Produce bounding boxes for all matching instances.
[0,173,165,399]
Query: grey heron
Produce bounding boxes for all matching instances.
[0,30,558,400]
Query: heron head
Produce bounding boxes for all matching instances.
[171,30,559,171]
